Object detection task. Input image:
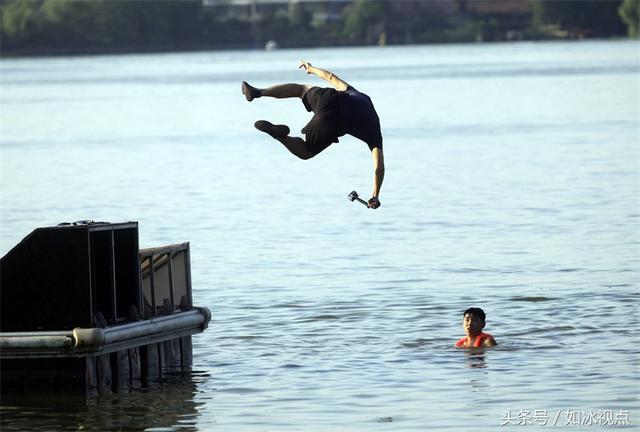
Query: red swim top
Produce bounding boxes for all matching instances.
[456,332,493,348]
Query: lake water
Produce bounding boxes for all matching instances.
[1,40,639,431]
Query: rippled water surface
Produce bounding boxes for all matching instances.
[1,40,639,431]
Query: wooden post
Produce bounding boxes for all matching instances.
[143,343,160,384]
[86,356,98,389]
[115,349,130,390]
[162,338,181,370]
[129,347,141,388]
[181,336,193,371]
[97,354,112,390]
[158,340,166,376]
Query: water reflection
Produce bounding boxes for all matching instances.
[465,349,488,369]
[1,371,208,432]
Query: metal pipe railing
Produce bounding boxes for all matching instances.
[0,331,74,350]
[0,307,211,359]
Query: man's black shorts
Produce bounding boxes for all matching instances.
[301,87,345,156]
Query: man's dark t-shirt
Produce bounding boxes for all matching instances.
[302,86,382,156]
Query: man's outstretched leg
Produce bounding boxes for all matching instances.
[242,82,310,101]
[254,120,314,160]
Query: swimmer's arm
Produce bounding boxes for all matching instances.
[369,147,384,209]
[483,336,498,347]
[299,61,350,91]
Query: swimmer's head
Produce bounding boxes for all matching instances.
[462,307,486,337]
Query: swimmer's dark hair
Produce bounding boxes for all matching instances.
[463,307,486,322]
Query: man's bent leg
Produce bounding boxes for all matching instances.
[277,136,314,160]
[254,120,314,159]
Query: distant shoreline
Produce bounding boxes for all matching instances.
[0,37,631,59]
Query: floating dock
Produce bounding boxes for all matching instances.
[0,221,211,391]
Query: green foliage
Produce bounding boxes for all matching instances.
[289,2,311,31]
[0,0,633,55]
[1,0,205,51]
[619,0,639,37]
[530,0,626,37]
[342,0,385,44]
[440,19,483,43]
[39,0,101,44]
[1,0,44,42]
[529,0,544,29]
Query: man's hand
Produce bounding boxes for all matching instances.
[299,60,313,74]
[299,61,350,91]
[368,196,381,209]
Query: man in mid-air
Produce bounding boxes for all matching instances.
[242,60,384,209]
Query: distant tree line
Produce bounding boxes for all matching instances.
[530,0,634,38]
[0,0,637,56]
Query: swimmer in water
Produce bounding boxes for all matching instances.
[455,307,498,348]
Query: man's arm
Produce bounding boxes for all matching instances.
[299,61,350,91]
[368,147,384,209]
